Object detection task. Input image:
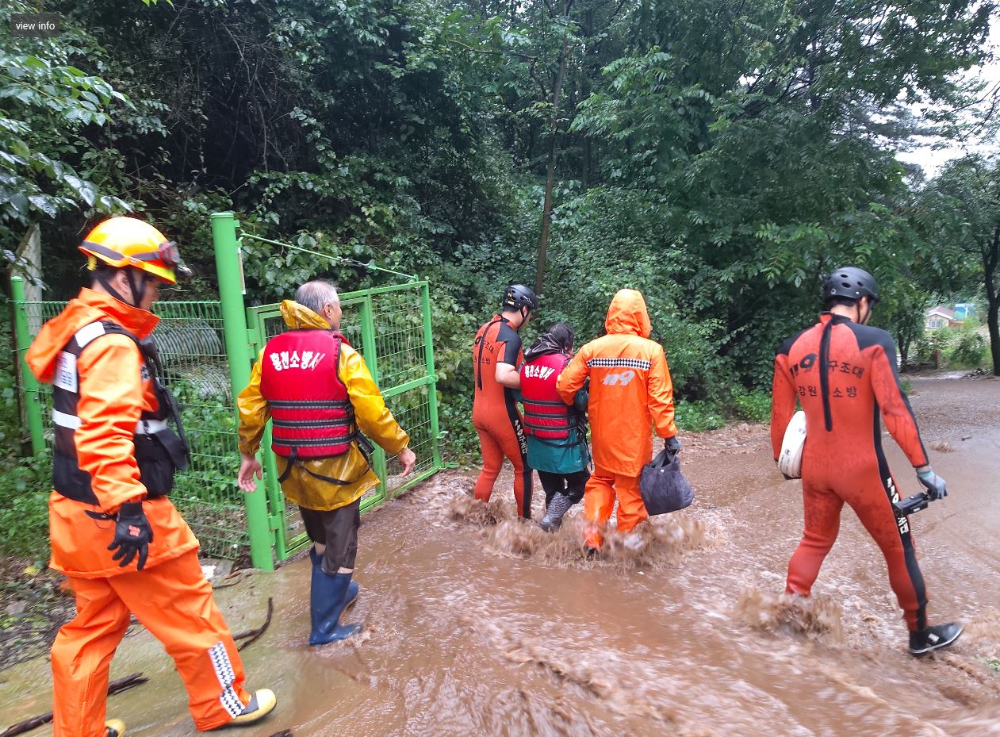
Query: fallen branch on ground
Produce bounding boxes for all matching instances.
[235,597,274,652]
[1,673,147,737]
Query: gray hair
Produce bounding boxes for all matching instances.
[295,280,340,315]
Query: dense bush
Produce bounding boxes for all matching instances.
[914,327,990,370]
[948,329,988,367]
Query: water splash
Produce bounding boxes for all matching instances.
[485,513,713,571]
[446,492,514,527]
[735,588,845,642]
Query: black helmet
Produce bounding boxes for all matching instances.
[501,283,539,313]
[822,266,879,304]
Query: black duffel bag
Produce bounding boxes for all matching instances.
[640,446,694,516]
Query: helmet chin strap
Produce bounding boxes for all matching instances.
[94,268,148,307]
[857,299,871,325]
[126,269,149,307]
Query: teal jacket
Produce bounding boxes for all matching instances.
[519,387,590,475]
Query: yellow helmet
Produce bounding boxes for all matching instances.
[79,217,189,284]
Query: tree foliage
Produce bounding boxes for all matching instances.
[2,0,996,426]
[920,155,1000,374]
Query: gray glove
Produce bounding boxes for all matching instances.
[917,468,947,501]
[665,436,682,457]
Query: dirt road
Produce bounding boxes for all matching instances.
[3,376,999,736]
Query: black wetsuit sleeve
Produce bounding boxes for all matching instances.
[496,324,522,367]
[850,324,929,468]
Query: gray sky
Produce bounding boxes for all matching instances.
[896,19,999,177]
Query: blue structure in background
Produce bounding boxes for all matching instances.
[954,303,977,321]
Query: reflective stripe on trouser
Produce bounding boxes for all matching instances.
[583,466,647,548]
[785,460,928,632]
[51,550,251,735]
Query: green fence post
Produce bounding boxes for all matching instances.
[421,282,442,469]
[359,295,388,499]
[11,276,45,455]
[211,212,274,572]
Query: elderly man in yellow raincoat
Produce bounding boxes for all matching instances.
[236,280,416,645]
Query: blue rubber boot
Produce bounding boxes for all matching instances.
[309,547,358,609]
[309,549,361,645]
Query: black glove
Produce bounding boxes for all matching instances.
[917,468,947,501]
[665,436,682,458]
[108,501,154,571]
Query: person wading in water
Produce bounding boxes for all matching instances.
[518,323,591,531]
[771,266,962,656]
[472,284,538,517]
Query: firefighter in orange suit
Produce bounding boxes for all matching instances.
[26,218,275,737]
[236,281,416,645]
[557,289,679,551]
[771,266,962,656]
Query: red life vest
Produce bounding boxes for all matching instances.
[259,330,356,459]
[519,352,575,440]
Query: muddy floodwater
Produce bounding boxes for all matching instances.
[3,377,1000,736]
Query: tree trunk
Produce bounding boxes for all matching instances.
[899,337,910,372]
[988,297,1000,376]
[986,226,1000,375]
[534,2,573,297]
[535,152,558,296]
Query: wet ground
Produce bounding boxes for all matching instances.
[3,376,1000,736]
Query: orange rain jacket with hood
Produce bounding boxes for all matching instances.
[26,288,199,579]
[237,300,410,512]
[557,289,677,477]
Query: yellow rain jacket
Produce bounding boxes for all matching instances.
[237,301,410,511]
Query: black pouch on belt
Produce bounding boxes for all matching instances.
[134,425,189,497]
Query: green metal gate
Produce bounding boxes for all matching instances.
[245,282,442,561]
[211,212,443,564]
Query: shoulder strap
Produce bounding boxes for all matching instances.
[96,321,190,463]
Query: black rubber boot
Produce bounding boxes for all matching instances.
[908,622,963,656]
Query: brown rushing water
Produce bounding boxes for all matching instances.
[3,377,999,736]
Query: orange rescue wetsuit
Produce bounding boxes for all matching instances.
[473,315,532,517]
[771,313,931,632]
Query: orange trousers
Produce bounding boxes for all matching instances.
[786,465,928,632]
[473,409,532,518]
[52,550,251,736]
[584,466,647,548]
